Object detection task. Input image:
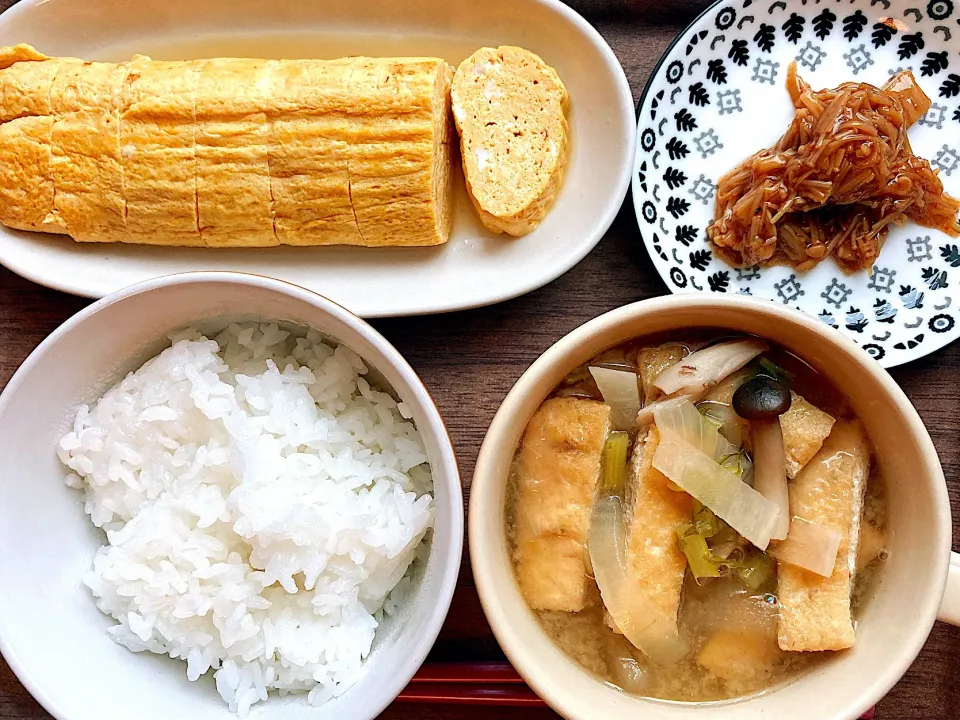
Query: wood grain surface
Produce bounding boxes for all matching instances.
[1,1,959,718]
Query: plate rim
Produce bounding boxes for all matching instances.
[0,0,637,318]
[630,0,959,368]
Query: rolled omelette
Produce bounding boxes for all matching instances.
[0,43,454,247]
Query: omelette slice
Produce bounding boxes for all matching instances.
[0,43,57,120]
[347,57,453,247]
[120,57,205,246]
[49,58,127,241]
[195,58,277,248]
[0,116,57,232]
[268,59,361,246]
[451,46,568,236]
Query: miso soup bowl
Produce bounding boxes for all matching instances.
[470,294,959,720]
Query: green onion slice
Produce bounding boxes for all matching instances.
[601,431,630,492]
[692,500,723,539]
[759,356,794,384]
[676,522,722,579]
[734,552,775,592]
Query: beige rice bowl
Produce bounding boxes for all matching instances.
[57,321,435,716]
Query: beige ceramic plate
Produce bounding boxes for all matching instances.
[0,0,634,317]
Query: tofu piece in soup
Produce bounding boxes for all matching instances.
[636,344,687,404]
[697,628,781,683]
[621,425,692,627]
[777,420,870,651]
[779,392,836,479]
[514,397,611,612]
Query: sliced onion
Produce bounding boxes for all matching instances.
[636,396,686,426]
[700,368,752,405]
[652,397,751,476]
[653,339,768,397]
[602,633,649,694]
[769,517,841,577]
[589,366,641,431]
[653,429,779,550]
[751,418,790,541]
[589,495,689,663]
[699,402,745,448]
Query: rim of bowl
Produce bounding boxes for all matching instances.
[469,293,950,720]
[0,270,464,720]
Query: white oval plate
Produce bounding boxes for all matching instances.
[633,0,960,367]
[0,0,634,317]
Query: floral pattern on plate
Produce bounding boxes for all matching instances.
[633,0,960,367]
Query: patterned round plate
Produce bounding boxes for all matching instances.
[633,0,960,367]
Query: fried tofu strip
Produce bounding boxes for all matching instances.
[780,392,836,479]
[514,397,611,612]
[621,425,692,627]
[697,629,780,683]
[636,344,687,404]
[777,420,870,651]
[0,43,453,247]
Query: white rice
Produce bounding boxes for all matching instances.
[57,322,435,715]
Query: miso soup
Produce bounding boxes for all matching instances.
[506,333,888,701]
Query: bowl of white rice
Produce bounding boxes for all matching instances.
[0,272,463,720]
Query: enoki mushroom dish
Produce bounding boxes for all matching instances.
[708,64,960,274]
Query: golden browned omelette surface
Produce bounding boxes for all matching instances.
[0,43,454,247]
[451,46,568,237]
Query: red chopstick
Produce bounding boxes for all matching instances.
[397,682,546,706]
[408,661,526,684]
[398,662,544,706]
[398,662,877,716]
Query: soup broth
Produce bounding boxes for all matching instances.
[506,331,887,702]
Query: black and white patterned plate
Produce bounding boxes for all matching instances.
[633,0,960,367]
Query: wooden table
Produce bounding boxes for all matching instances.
[0,0,958,718]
